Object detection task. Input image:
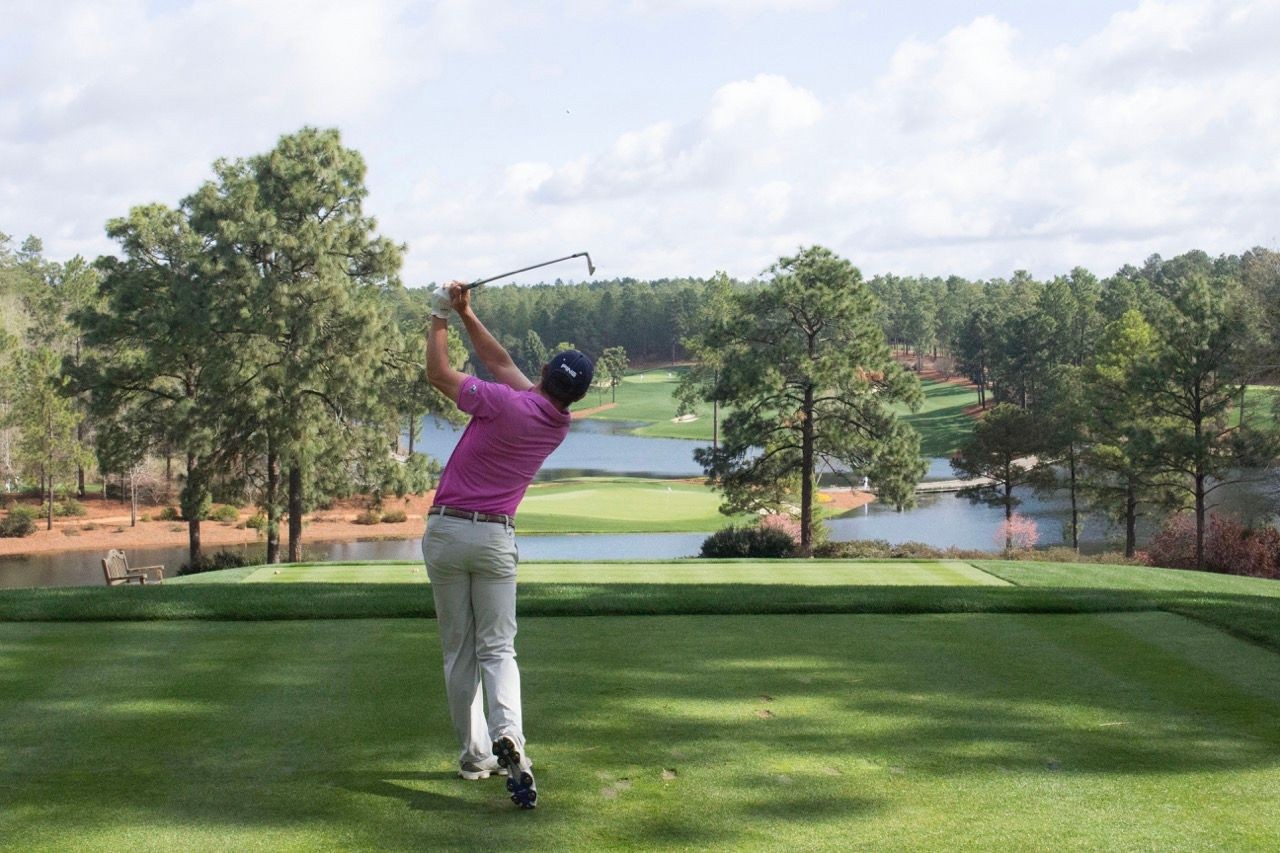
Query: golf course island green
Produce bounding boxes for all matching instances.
[2,558,1279,849]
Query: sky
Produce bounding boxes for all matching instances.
[2,0,1278,285]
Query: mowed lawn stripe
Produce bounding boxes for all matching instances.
[218,560,1009,587]
[244,564,429,584]
[515,478,735,533]
[2,612,1278,850]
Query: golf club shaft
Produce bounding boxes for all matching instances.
[464,253,593,290]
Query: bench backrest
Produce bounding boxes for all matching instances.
[102,549,130,581]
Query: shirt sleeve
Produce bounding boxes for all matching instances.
[455,376,513,420]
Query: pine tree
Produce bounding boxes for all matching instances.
[693,246,925,555]
[951,404,1051,550]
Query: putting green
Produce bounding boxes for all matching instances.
[3,611,1278,849]
[515,477,736,533]
[234,560,1006,586]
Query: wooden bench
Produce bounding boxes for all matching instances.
[102,549,164,586]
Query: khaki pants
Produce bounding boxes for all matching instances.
[422,512,524,764]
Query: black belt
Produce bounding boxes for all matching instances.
[428,505,515,528]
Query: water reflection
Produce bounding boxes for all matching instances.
[412,415,708,477]
[0,533,709,589]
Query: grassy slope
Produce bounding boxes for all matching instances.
[3,611,1278,850]
[583,370,980,455]
[889,379,980,457]
[1242,384,1280,432]
[585,370,713,440]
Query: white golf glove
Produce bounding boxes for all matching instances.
[430,285,453,320]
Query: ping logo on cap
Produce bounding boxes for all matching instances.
[558,363,579,378]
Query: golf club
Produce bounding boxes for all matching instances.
[462,252,595,291]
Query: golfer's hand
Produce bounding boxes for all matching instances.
[430,285,453,320]
[448,281,472,316]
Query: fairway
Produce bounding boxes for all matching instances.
[233,559,1008,586]
[890,378,980,457]
[584,369,714,441]
[584,370,981,455]
[515,477,735,533]
[3,611,1278,850]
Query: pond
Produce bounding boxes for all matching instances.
[4,431,1276,588]
[414,415,710,478]
[0,532,710,589]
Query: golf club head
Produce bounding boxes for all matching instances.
[584,253,596,276]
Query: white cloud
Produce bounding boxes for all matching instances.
[524,75,821,206]
[707,74,823,133]
[4,1,1279,284]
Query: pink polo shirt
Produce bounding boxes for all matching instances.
[432,376,572,517]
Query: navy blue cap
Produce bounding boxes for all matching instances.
[546,349,595,400]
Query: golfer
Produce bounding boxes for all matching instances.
[423,281,594,810]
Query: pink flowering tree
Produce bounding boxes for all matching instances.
[759,513,801,547]
[995,513,1039,552]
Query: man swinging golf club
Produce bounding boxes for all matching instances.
[423,280,594,810]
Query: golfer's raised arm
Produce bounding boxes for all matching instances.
[425,313,466,401]
[448,282,533,391]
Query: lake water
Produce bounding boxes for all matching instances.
[4,414,1276,589]
[0,532,710,589]
[414,415,709,478]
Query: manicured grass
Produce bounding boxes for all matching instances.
[584,371,981,455]
[586,367,716,440]
[976,560,1280,597]
[0,579,1164,623]
[244,563,430,584]
[515,477,741,533]
[225,559,1008,587]
[1242,384,1280,431]
[3,611,1279,850]
[889,378,979,457]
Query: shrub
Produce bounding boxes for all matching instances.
[700,524,796,558]
[54,498,87,517]
[210,504,240,523]
[178,549,264,576]
[1145,513,1197,569]
[889,541,948,559]
[0,506,38,538]
[1145,512,1280,578]
[380,509,408,523]
[813,539,893,558]
[353,509,382,525]
[245,512,268,531]
[1205,515,1280,579]
[157,506,181,521]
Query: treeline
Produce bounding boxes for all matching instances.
[880,249,1280,570]
[421,278,717,373]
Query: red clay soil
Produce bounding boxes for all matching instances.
[820,490,877,512]
[3,485,879,558]
[0,492,441,558]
